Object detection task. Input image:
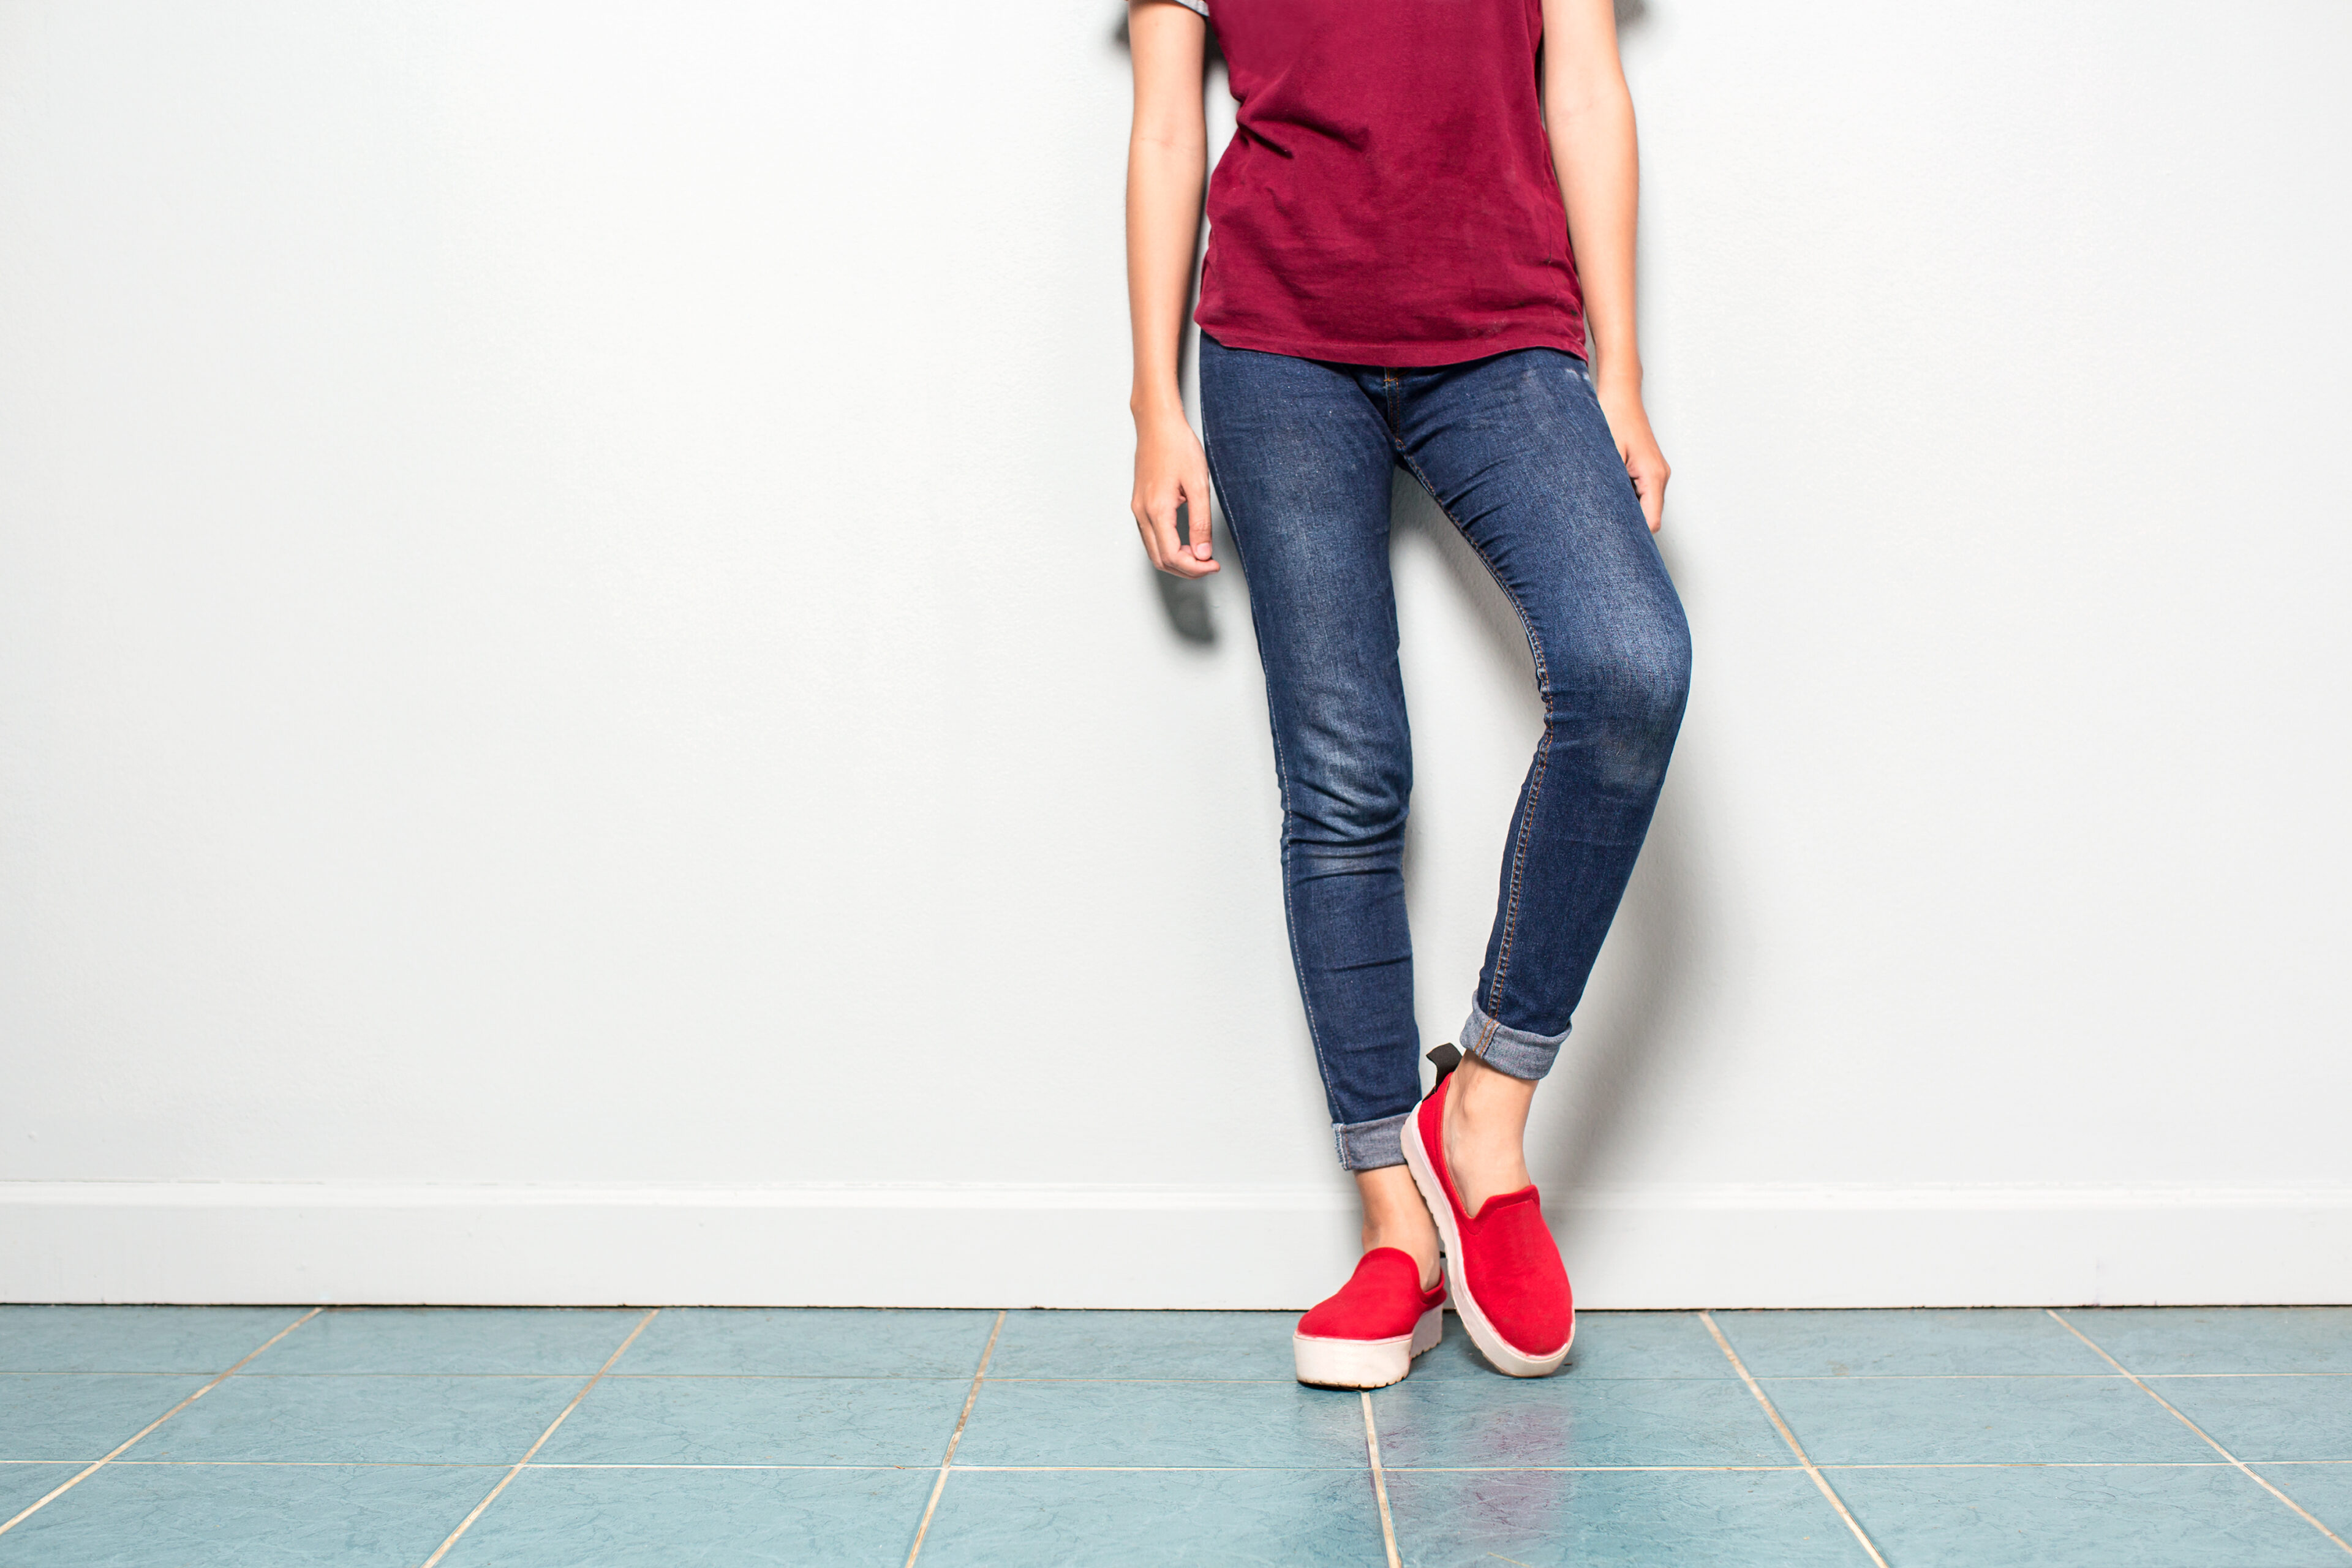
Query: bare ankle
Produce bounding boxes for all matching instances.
[1447,1053,1536,1127]
[1354,1165,1441,1287]
[1442,1054,1536,1211]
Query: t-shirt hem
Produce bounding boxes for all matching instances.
[1196,320,1586,369]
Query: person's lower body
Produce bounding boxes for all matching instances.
[1198,332,1691,1381]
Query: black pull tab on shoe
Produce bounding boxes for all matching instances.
[1426,1043,1462,1087]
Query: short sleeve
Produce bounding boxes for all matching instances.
[1167,0,1208,15]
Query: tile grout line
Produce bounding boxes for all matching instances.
[1698,1311,1890,1568]
[0,1305,323,1538]
[417,1306,660,1568]
[1361,1392,1403,1568]
[2045,1310,2352,1558]
[902,1309,1006,1568]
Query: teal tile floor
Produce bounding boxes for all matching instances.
[1,1304,2347,1565]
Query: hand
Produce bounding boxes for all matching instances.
[1131,409,1220,578]
[1596,380,1670,533]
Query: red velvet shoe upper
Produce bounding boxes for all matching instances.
[1415,1079,1573,1357]
[1297,1247,1445,1341]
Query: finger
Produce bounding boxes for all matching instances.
[1148,496,1184,567]
[1164,521,1218,577]
[1137,499,1183,573]
[1148,495,1205,578]
[1133,505,1166,571]
[1634,467,1667,533]
[1183,475,1216,562]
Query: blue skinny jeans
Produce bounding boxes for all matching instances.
[1199,334,1692,1170]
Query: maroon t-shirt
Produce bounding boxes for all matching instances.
[1179,0,1585,367]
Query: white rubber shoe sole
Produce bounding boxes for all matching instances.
[1293,1305,1444,1390]
[1402,1106,1572,1379]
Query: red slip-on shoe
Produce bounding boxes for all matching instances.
[1292,1247,1447,1390]
[1402,1055,1573,1377]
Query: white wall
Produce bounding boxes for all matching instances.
[2,0,2346,1308]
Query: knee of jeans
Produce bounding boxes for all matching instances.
[1626,625,1694,729]
[1286,759,1411,850]
[1554,625,1691,790]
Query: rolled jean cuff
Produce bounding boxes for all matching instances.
[1460,1005,1567,1082]
[1333,1112,1410,1171]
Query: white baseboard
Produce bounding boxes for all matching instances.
[3,1182,2347,1308]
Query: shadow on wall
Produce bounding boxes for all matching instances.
[1546,741,1708,1215]
[1153,502,1221,646]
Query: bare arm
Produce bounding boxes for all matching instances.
[1542,0,1668,532]
[1126,0,1217,576]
